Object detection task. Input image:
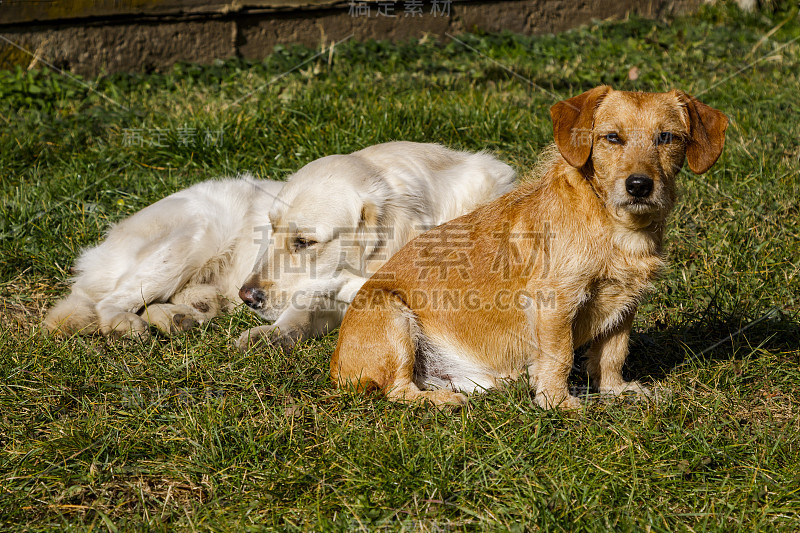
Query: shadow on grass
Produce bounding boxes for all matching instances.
[624,304,800,384]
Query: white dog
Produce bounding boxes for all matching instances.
[235,141,516,351]
[44,176,284,338]
[44,142,515,345]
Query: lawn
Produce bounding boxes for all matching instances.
[1,2,799,531]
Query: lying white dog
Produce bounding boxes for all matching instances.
[44,176,284,338]
[235,141,516,351]
[44,142,515,345]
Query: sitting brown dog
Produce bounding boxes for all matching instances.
[331,86,728,409]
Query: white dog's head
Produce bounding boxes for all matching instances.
[239,154,390,320]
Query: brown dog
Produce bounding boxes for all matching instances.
[330,86,728,409]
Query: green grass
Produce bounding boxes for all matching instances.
[2,2,800,530]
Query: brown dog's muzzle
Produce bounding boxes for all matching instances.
[625,174,654,198]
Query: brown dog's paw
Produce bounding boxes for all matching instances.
[535,391,582,411]
[390,387,468,409]
[425,390,468,408]
[599,381,652,398]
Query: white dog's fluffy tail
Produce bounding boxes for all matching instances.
[43,293,99,336]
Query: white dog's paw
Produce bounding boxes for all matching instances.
[101,312,150,339]
[235,326,273,352]
[235,325,302,353]
[599,380,652,399]
[171,313,199,332]
[141,303,199,334]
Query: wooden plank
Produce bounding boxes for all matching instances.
[0,0,362,25]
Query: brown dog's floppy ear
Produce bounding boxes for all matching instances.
[676,91,729,174]
[550,85,612,168]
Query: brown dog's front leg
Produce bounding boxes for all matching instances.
[532,336,581,410]
[585,310,650,398]
[524,299,581,410]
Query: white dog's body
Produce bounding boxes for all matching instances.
[44,176,284,337]
[45,142,516,345]
[236,141,516,350]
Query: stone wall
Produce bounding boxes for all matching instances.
[0,1,702,75]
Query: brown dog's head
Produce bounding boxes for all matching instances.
[550,86,728,225]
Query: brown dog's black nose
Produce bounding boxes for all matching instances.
[239,286,266,309]
[625,174,653,198]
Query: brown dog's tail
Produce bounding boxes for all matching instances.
[43,293,99,336]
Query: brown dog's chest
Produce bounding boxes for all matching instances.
[571,253,662,346]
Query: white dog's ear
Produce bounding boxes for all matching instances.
[357,198,384,265]
[359,198,382,228]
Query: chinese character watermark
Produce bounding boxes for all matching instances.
[119,127,224,147]
[348,0,452,18]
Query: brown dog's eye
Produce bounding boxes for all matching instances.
[656,132,674,145]
[605,132,622,144]
[293,237,317,251]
